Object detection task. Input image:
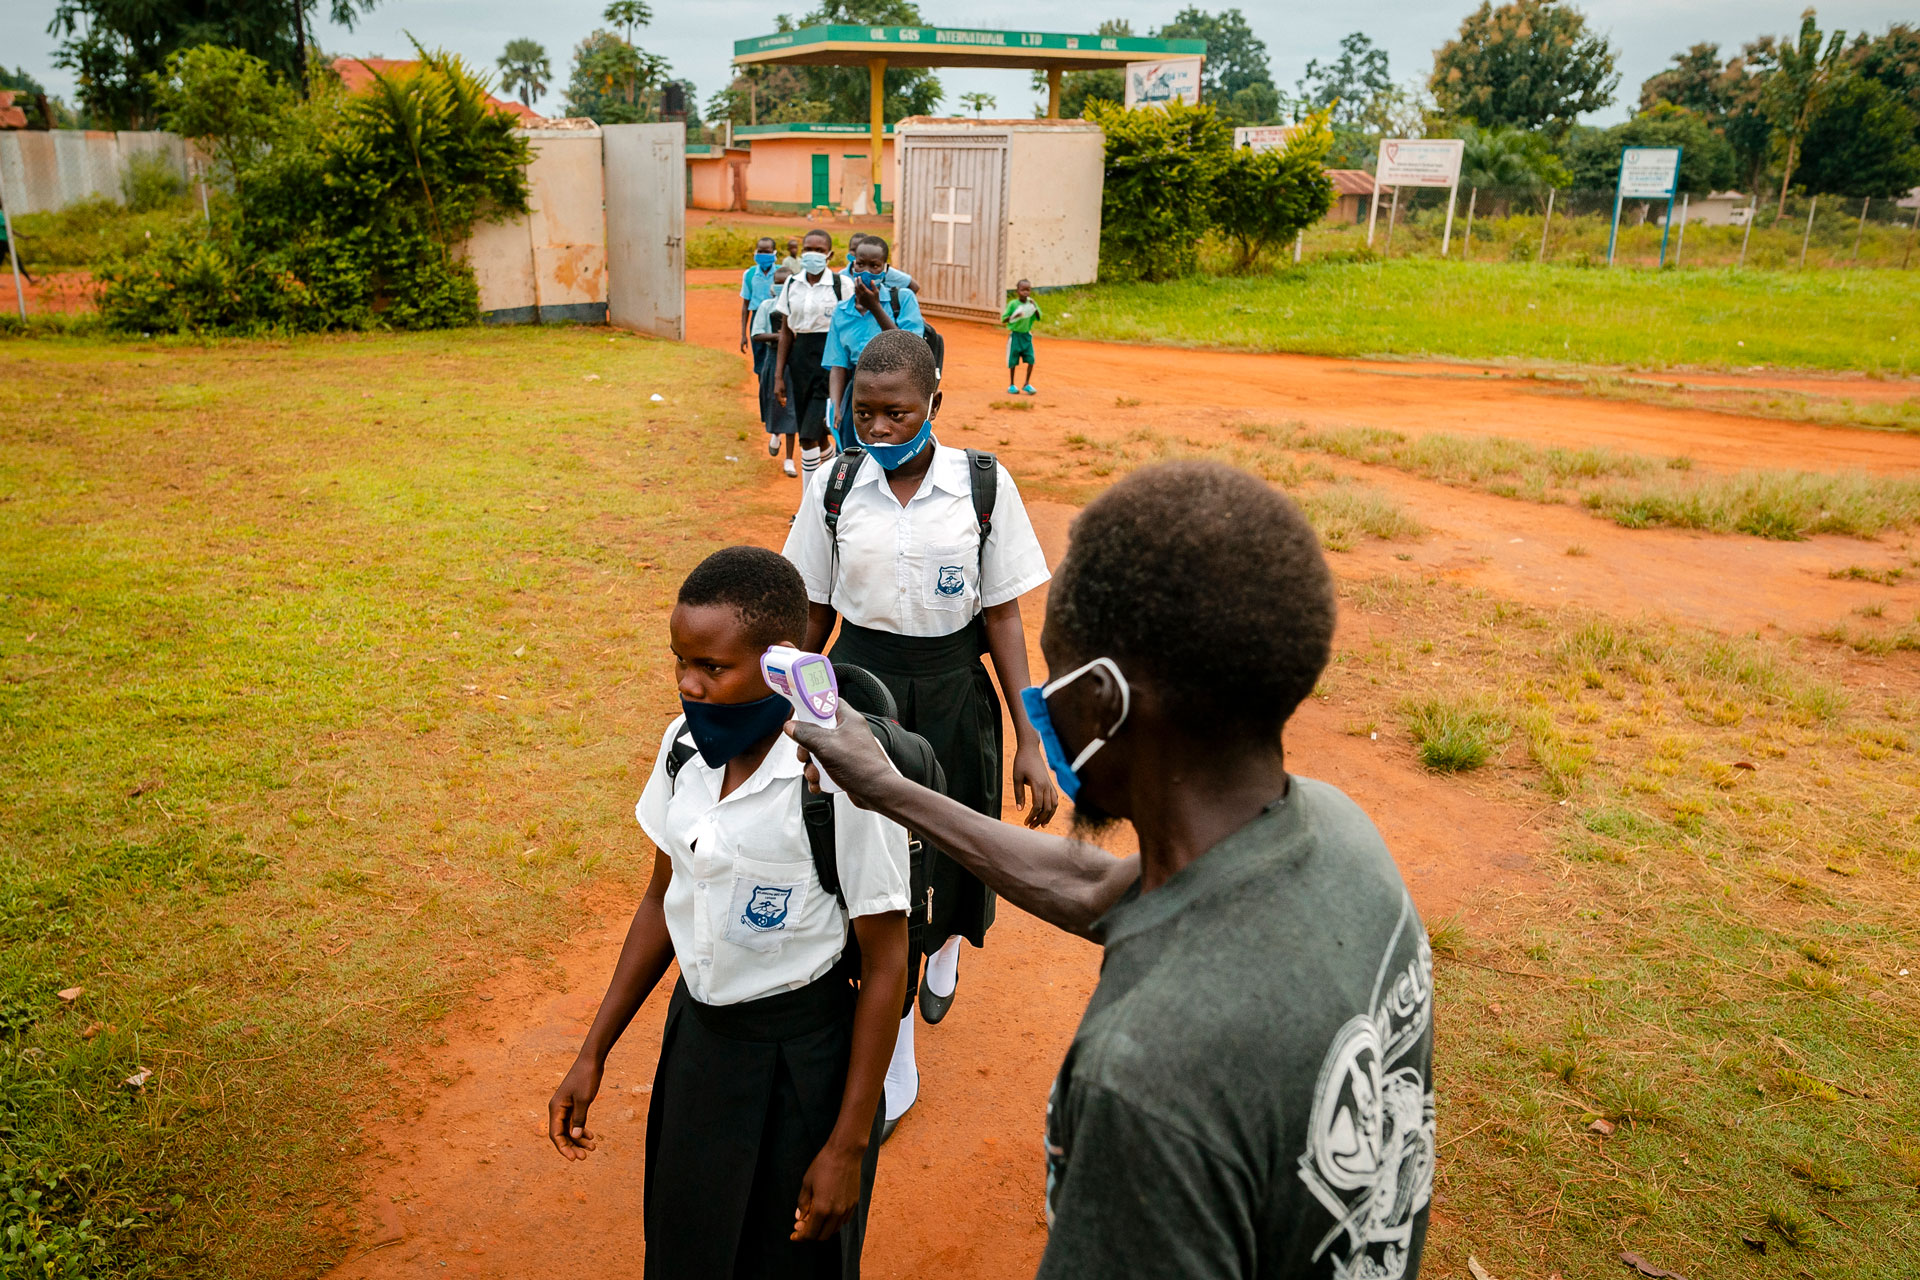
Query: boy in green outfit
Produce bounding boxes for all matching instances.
[1001,279,1039,395]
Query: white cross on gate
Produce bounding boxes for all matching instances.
[931,186,971,264]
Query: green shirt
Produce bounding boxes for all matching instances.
[1002,297,1041,333]
[1038,778,1434,1280]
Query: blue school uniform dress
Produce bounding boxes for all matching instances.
[752,298,797,437]
[822,283,925,440]
[742,263,778,374]
[636,716,910,1279]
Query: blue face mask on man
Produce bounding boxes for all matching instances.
[680,693,793,768]
[753,251,776,270]
[799,250,829,274]
[856,394,936,471]
[850,268,886,288]
[1018,657,1131,804]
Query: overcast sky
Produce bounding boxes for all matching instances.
[7,1,1915,125]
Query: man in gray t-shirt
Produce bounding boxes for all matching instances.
[794,460,1432,1279]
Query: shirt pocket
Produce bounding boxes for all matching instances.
[720,854,814,954]
[920,542,974,612]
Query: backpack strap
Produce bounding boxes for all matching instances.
[964,449,997,580]
[663,731,698,787]
[832,271,845,301]
[888,286,901,320]
[820,450,865,610]
[801,789,842,903]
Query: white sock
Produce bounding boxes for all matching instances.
[800,445,822,474]
[924,934,961,999]
[884,1011,918,1121]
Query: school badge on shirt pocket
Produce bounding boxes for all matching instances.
[925,544,970,609]
[722,859,811,953]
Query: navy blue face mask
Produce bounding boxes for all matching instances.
[680,693,792,768]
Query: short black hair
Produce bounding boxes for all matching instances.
[803,228,833,249]
[1049,461,1335,742]
[854,329,937,400]
[756,236,775,249]
[677,546,808,650]
[855,234,890,259]
[848,231,870,247]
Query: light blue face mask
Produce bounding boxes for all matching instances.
[799,250,829,274]
[855,394,936,471]
[1017,657,1131,804]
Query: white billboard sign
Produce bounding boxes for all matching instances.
[1374,138,1464,188]
[1124,57,1203,108]
[1234,124,1304,152]
[1618,147,1681,198]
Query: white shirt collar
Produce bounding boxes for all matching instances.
[678,726,806,802]
[847,442,971,499]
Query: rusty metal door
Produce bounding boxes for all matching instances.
[897,133,1006,322]
[603,123,684,339]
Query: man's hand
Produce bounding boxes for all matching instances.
[1010,740,1059,829]
[548,1056,604,1161]
[792,1137,866,1241]
[774,373,789,407]
[739,337,748,353]
[852,276,881,314]
[788,709,895,807]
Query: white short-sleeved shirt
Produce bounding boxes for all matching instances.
[772,271,844,335]
[636,717,910,1007]
[781,444,1051,637]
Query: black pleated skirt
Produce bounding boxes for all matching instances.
[829,617,1000,947]
[643,970,882,1279]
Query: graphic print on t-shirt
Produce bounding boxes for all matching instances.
[1299,897,1435,1280]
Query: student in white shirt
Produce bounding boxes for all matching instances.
[772,227,845,481]
[548,547,910,1279]
[782,330,1059,1135]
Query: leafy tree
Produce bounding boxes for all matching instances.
[772,0,942,121]
[1638,43,1732,116]
[1221,82,1280,126]
[1430,0,1618,141]
[0,67,49,98]
[1757,9,1849,213]
[1298,33,1392,126]
[1086,98,1231,281]
[1212,108,1335,269]
[1565,103,1736,193]
[708,62,814,126]
[1154,8,1274,101]
[46,0,379,126]
[564,30,671,123]
[1794,73,1920,196]
[1029,19,1129,118]
[959,92,996,117]
[497,40,551,109]
[1456,122,1569,189]
[602,0,654,110]
[149,45,296,191]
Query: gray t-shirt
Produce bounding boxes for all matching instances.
[1039,777,1434,1280]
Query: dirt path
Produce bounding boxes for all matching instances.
[326,273,1915,1279]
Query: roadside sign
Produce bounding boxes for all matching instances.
[1124,57,1203,108]
[1367,138,1467,257]
[1234,124,1304,152]
[1608,146,1683,267]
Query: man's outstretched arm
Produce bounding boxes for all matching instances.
[788,715,1136,939]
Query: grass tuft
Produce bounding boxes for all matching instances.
[1401,694,1508,772]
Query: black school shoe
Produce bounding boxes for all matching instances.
[917,970,956,1025]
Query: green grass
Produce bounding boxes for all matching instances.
[1254,422,1920,541]
[0,327,763,1275]
[9,196,207,274]
[1326,575,1920,1280]
[1400,693,1509,771]
[1046,259,1920,374]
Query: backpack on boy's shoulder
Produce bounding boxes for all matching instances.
[661,662,947,959]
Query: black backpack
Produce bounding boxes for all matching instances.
[818,448,996,610]
[661,663,947,959]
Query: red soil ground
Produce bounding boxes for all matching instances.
[323,271,1920,1279]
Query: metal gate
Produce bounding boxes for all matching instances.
[603,123,685,340]
[897,134,1007,321]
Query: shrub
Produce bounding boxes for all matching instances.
[1087,99,1230,281]
[1211,109,1337,271]
[119,152,188,211]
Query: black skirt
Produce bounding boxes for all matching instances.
[829,617,1000,947]
[643,970,883,1280]
[785,331,831,445]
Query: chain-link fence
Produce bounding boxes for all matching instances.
[1278,184,1920,271]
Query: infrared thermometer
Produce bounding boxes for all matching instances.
[761,645,842,793]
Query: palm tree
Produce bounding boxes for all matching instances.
[959,91,996,117]
[1762,9,1847,215]
[496,39,550,109]
[603,0,653,107]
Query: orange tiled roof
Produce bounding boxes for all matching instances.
[331,58,543,124]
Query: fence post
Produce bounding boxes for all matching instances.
[1539,188,1555,262]
[1739,196,1756,267]
[1852,196,1868,263]
[1293,229,1302,265]
[1906,201,1919,269]
[1673,192,1688,267]
[1799,196,1817,269]
[1463,187,1477,261]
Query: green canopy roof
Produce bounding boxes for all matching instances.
[733,24,1205,71]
